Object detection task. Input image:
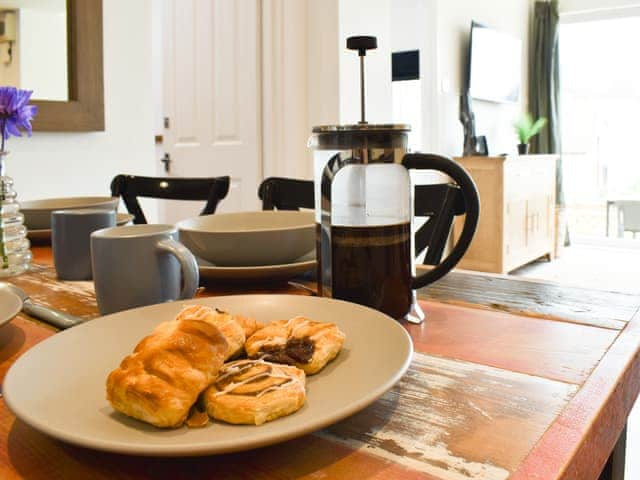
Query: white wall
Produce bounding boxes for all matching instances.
[435,0,531,157]
[390,0,438,152]
[260,0,341,181]
[338,0,392,124]
[307,0,340,128]
[6,0,156,216]
[332,0,530,156]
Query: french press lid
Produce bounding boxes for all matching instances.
[310,36,410,150]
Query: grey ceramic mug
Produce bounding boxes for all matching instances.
[52,208,116,280]
[91,224,199,315]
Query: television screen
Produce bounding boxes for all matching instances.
[392,50,419,81]
[468,22,522,103]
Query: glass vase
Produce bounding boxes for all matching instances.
[0,151,32,276]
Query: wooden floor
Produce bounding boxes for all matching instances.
[511,241,640,478]
[512,242,640,295]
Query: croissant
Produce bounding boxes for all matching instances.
[106,312,228,428]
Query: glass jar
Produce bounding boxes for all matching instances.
[0,152,32,276]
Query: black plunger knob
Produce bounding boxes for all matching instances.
[346,36,377,56]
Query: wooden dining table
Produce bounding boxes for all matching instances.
[1,246,639,480]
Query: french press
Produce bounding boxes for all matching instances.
[309,36,480,322]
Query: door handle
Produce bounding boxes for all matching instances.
[161,153,171,173]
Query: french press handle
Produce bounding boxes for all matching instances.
[402,153,480,289]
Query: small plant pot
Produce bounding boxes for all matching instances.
[517,143,529,155]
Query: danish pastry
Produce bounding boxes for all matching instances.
[245,316,345,374]
[177,305,245,360]
[204,359,306,425]
[176,305,260,360]
[106,315,227,428]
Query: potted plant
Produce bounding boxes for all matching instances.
[514,114,547,154]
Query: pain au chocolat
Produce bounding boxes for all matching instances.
[204,359,306,425]
[244,316,346,375]
[106,309,228,428]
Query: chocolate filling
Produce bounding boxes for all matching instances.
[260,337,315,365]
[185,401,209,428]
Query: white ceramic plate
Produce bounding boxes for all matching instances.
[198,253,316,283]
[0,289,22,328]
[21,197,120,230]
[3,295,412,457]
[26,213,134,242]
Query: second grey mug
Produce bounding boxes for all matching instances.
[52,208,116,280]
[91,224,199,315]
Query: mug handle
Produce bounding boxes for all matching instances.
[402,153,480,289]
[156,238,199,299]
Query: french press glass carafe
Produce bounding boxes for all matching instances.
[309,36,480,322]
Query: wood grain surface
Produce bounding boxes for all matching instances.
[424,269,638,330]
[0,249,638,480]
[511,308,640,480]
[408,301,620,385]
[320,352,578,480]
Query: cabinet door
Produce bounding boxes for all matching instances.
[503,161,531,270]
[528,193,554,255]
[504,197,529,267]
[503,158,556,270]
[526,160,555,256]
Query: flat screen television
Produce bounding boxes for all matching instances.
[467,21,522,103]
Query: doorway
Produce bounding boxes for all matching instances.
[559,14,640,245]
[154,0,262,224]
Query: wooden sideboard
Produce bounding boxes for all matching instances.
[453,155,557,274]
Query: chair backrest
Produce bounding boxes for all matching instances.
[618,201,640,232]
[414,184,465,265]
[110,174,230,224]
[258,177,315,211]
[257,177,466,265]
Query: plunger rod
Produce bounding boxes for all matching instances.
[346,36,377,125]
[360,56,366,123]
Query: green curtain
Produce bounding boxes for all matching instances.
[529,0,569,244]
[530,0,562,204]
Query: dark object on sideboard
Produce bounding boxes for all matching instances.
[459,92,488,156]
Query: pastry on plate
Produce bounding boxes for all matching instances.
[106,313,227,428]
[244,316,345,375]
[234,314,262,339]
[204,359,306,425]
[176,305,261,360]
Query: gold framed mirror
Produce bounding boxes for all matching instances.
[0,0,104,131]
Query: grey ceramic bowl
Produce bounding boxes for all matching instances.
[177,210,315,266]
[20,197,119,230]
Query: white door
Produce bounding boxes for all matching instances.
[160,0,262,223]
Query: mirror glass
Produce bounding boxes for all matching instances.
[0,0,68,101]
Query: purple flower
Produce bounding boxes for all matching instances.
[0,86,38,149]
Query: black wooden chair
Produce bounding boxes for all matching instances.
[110,174,230,224]
[258,176,466,266]
[258,177,315,211]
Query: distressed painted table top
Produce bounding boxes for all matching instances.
[0,247,638,480]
